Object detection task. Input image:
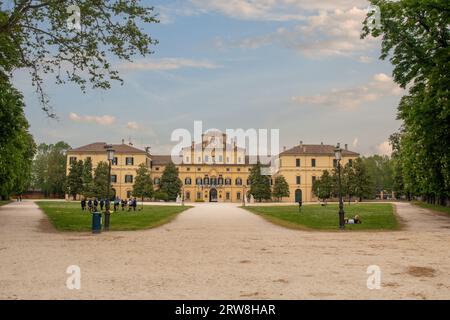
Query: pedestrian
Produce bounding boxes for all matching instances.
[121,199,126,211]
[132,198,137,211]
[93,198,98,211]
[87,199,92,211]
[81,198,86,211]
[100,198,105,211]
[105,198,110,212]
[114,198,119,212]
[128,198,133,211]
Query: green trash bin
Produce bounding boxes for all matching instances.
[92,212,102,234]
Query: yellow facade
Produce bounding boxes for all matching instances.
[66,137,359,203]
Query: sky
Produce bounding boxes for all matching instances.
[13,0,403,156]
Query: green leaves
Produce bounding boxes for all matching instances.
[159,163,182,201]
[272,175,289,201]
[248,162,271,202]
[132,163,153,201]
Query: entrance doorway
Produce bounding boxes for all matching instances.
[295,189,302,203]
[209,188,218,202]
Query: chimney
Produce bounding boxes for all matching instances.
[345,144,348,150]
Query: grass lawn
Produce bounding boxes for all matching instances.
[0,200,12,207]
[36,201,191,231]
[413,201,450,216]
[244,203,398,231]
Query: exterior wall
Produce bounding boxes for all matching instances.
[150,164,251,202]
[275,154,358,203]
[66,151,149,200]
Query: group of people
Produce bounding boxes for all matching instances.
[80,197,138,212]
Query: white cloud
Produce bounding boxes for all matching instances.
[126,121,140,130]
[120,58,221,72]
[376,140,392,156]
[358,55,374,63]
[291,73,403,109]
[219,7,379,57]
[69,113,116,125]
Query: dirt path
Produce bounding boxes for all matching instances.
[0,200,449,299]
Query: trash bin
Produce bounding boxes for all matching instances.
[92,212,102,234]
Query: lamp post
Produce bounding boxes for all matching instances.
[335,143,345,230]
[104,144,115,231]
[242,184,246,206]
[181,185,185,206]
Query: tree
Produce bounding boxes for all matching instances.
[312,170,333,203]
[66,160,83,200]
[248,162,271,202]
[132,163,153,208]
[82,157,94,198]
[0,78,35,200]
[352,158,374,202]
[362,1,450,205]
[272,175,290,201]
[159,163,182,201]
[93,161,112,199]
[32,141,70,197]
[1,1,159,116]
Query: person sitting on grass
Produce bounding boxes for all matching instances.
[345,215,362,224]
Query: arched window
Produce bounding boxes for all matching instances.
[225,178,231,185]
[185,177,192,185]
[154,177,160,185]
[204,176,210,185]
[218,177,224,185]
[196,177,202,185]
[210,177,217,185]
[246,179,250,185]
[236,178,242,185]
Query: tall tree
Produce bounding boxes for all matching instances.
[82,157,94,198]
[312,170,333,203]
[248,162,271,202]
[66,159,83,200]
[0,1,159,116]
[159,163,182,201]
[362,0,450,205]
[352,158,374,202]
[272,175,290,202]
[0,78,35,200]
[132,163,153,208]
[32,141,70,197]
[93,161,112,199]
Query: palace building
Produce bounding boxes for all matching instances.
[66,132,358,202]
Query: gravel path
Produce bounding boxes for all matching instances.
[0,200,449,299]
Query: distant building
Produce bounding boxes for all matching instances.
[66,134,358,202]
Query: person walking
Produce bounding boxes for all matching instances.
[87,199,93,212]
[121,199,126,211]
[93,198,98,211]
[132,198,137,211]
[114,198,119,212]
[100,198,105,211]
[81,198,86,211]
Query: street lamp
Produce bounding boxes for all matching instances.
[242,185,246,206]
[335,143,345,230]
[104,144,115,231]
[181,185,185,206]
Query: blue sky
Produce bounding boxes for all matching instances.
[14,0,403,156]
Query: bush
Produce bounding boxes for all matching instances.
[154,190,169,202]
[195,199,205,202]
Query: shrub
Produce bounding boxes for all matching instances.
[154,190,169,202]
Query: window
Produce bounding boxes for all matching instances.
[112,157,118,165]
[126,157,134,165]
[218,177,224,185]
[311,158,316,167]
[226,157,230,163]
[155,167,160,171]
[197,157,201,163]
[296,176,301,185]
[210,178,217,185]
[226,192,230,200]
[185,156,190,163]
[204,177,210,185]
[238,157,242,163]
[111,175,117,183]
[69,157,77,164]
[197,192,201,200]
[196,177,203,185]
[197,167,201,171]
[185,177,192,185]
[348,159,353,167]
[237,168,241,172]
[219,155,223,162]
[296,158,301,167]
[235,178,242,185]
[185,192,191,200]
[225,178,231,185]
[205,155,209,163]
[312,176,316,185]
[226,168,230,172]
[186,167,190,171]
[246,179,250,185]
[154,178,160,185]
[86,156,91,162]
[236,192,241,200]
[125,175,133,183]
